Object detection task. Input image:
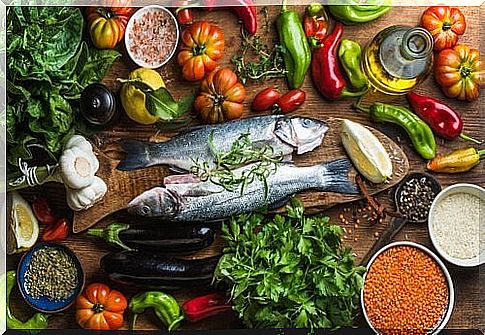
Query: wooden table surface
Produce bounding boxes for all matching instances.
[7,4,484,332]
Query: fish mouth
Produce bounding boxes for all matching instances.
[126,187,182,217]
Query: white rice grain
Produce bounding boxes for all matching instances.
[432,192,484,260]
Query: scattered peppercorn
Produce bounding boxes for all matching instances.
[363,246,449,335]
[398,177,435,222]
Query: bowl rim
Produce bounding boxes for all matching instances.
[360,241,455,335]
[428,183,485,268]
[17,242,85,314]
[124,5,180,69]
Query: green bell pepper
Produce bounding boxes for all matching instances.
[338,39,368,91]
[328,0,392,24]
[276,0,312,89]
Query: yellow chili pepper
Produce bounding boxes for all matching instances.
[427,147,484,173]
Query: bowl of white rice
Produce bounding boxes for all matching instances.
[428,183,485,267]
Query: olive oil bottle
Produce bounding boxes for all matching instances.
[363,26,434,95]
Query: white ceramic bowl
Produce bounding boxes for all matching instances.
[125,5,179,69]
[428,183,485,267]
[361,241,454,335]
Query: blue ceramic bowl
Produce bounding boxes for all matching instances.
[17,243,84,313]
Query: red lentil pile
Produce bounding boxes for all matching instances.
[128,9,178,67]
[363,246,449,335]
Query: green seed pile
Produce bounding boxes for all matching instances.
[363,246,449,335]
[25,248,78,300]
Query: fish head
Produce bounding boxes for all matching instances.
[275,117,329,154]
[127,187,180,218]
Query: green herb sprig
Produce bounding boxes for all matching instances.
[231,29,288,84]
[190,132,283,197]
[215,199,366,329]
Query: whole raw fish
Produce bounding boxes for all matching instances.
[117,115,328,171]
[127,159,358,221]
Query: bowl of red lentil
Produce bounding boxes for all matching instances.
[125,5,179,68]
[361,241,454,335]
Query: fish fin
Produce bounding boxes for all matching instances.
[318,159,359,194]
[169,166,189,174]
[267,196,292,210]
[164,174,200,185]
[117,139,153,171]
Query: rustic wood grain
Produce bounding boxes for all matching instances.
[73,117,409,232]
[7,4,484,332]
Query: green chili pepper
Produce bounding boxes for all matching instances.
[338,39,368,91]
[129,291,184,331]
[354,100,436,159]
[328,0,392,24]
[1,271,49,331]
[276,0,311,89]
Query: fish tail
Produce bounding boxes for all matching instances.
[117,139,154,171]
[318,159,359,194]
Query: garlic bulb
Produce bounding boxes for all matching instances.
[66,176,107,211]
[59,136,100,189]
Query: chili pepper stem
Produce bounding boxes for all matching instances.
[131,314,138,330]
[281,0,287,12]
[460,133,483,145]
[352,97,370,114]
[478,149,485,156]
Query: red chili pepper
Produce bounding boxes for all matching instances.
[407,91,482,144]
[182,293,232,322]
[32,197,57,225]
[277,89,306,113]
[230,0,258,36]
[304,3,329,47]
[42,218,70,241]
[311,23,367,100]
[252,87,281,111]
[203,0,257,35]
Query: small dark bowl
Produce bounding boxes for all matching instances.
[17,243,84,313]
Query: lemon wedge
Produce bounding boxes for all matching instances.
[7,192,39,255]
[341,119,393,183]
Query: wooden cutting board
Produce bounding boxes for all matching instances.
[73,117,409,233]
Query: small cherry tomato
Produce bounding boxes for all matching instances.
[277,89,306,114]
[42,218,70,241]
[176,8,193,25]
[252,87,281,111]
[32,197,57,225]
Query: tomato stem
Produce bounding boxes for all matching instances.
[460,65,471,78]
[192,44,207,56]
[92,303,105,314]
[442,21,452,30]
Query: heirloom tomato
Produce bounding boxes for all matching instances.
[421,6,466,51]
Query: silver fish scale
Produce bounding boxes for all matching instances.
[152,115,293,170]
[172,164,335,222]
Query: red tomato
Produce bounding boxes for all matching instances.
[420,6,466,51]
[32,197,57,225]
[277,89,306,114]
[252,87,281,111]
[76,283,127,330]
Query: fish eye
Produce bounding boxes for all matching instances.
[303,119,313,127]
[141,205,151,215]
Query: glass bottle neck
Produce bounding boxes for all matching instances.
[400,27,434,60]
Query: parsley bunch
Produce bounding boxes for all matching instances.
[215,199,366,329]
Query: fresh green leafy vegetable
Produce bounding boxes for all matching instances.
[6,6,121,169]
[215,199,366,329]
[118,79,195,121]
[232,29,288,84]
[190,132,283,197]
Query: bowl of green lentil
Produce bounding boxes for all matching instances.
[17,243,84,313]
[361,241,454,335]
